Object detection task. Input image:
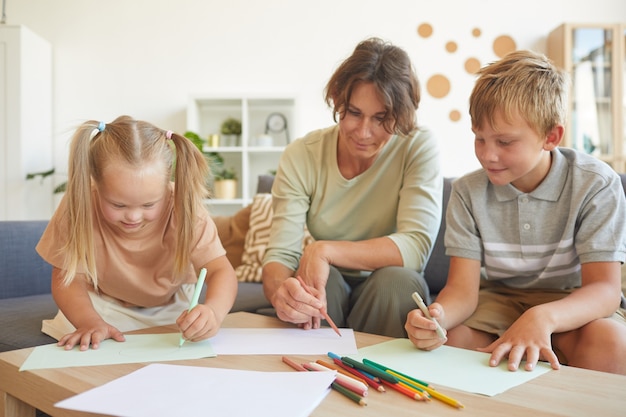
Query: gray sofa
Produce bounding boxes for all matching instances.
[2,174,625,353]
[0,218,291,352]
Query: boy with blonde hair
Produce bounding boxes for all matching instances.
[405,50,626,374]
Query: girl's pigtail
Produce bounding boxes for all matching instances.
[169,132,210,278]
[62,121,100,288]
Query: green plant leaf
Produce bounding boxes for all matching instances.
[25,168,55,181]
[183,131,204,152]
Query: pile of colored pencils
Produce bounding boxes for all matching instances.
[281,352,465,409]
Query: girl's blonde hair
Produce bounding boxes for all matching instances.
[469,50,570,137]
[61,115,210,288]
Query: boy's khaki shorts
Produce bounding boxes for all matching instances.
[464,280,626,337]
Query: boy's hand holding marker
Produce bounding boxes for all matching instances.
[409,292,447,342]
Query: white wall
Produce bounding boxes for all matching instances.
[5,0,626,186]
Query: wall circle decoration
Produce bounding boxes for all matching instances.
[464,57,481,74]
[417,23,433,38]
[493,35,517,57]
[449,110,461,122]
[445,41,458,53]
[416,22,517,123]
[426,74,451,99]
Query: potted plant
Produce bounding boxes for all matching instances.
[220,117,242,147]
[202,147,237,199]
[213,166,238,199]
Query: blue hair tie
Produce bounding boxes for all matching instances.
[97,121,105,132]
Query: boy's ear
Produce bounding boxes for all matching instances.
[543,125,564,150]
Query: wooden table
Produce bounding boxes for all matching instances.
[1,312,625,417]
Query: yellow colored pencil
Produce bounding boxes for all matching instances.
[384,370,428,394]
[387,370,464,409]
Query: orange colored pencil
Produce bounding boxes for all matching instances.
[398,381,430,401]
[315,360,368,385]
[383,370,429,396]
[282,356,307,372]
[380,379,424,401]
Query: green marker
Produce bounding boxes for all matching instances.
[340,356,399,383]
[179,268,207,347]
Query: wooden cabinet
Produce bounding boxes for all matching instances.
[0,25,53,220]
[547,23,626,172]
[186,95,296,215]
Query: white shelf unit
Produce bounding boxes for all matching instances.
[0,25,53,220]
[186,95,296,215]
[547,23,626,172]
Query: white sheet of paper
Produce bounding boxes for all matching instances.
[20,328,357,371]
[20,333,215,371]
[211,328,358,355]
[356,339,552,396]
[55,363,335,417]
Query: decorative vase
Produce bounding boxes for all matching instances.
[213,179,237,199]
[256,134,273,147]
[208,134,220,148]
[220,134,239,147]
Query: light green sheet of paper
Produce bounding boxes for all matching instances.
[356,339,552,396]
[20,333,215,371]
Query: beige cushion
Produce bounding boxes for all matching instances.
[213,204,251,270]
[236,194,313,282]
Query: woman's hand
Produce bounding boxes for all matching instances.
[57,321,125,351]
[297,241,331,296]
[270,276,325,329]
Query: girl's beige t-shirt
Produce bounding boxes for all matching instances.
[36,184,225,308]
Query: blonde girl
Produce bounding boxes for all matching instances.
[37,116,237,350]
